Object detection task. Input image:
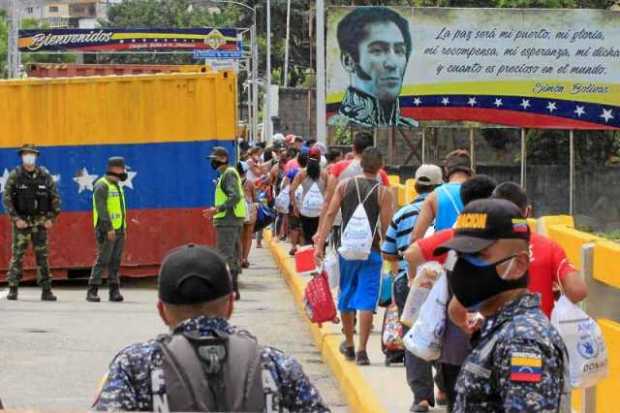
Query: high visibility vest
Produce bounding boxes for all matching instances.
[214,167,246,219]
[93,177,126,230]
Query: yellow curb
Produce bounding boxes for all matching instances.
[264,232,387,413]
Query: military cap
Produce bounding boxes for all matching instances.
[17,144,40,155]
[207,146,230,160]
[107,156,126,169]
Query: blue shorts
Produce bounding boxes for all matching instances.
[338,250,382,312]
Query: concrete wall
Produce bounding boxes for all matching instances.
[277,87,315,138]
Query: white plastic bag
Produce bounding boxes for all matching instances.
[404,274,448,361]
[275,185,290,213]
[324,250,340,289]
[300,182,324,218]
[551,295,608,389]
[338,179,379,261]
[400,261,444,327]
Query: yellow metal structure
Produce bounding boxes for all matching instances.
[0,71,237,148]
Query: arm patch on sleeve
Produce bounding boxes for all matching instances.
[510,352,543,383]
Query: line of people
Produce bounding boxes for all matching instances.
[260,132,590,413]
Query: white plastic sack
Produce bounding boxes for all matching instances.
[324,250,340,289]
[300,182,324,218]
[400,262,444,327]
[404,274,448,361]
[275,186,290,213]
[294,186,304,207]
[551,295,608,389]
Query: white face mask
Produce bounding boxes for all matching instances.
[22,154,37,166]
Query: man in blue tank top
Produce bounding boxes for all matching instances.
[411,150,472,242]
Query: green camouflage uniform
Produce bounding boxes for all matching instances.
[2,166,61,288]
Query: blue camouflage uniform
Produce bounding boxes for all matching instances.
[454,293,570,413]
[93,316,331,412]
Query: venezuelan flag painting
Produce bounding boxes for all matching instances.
[0,72,238,280]
[326,7,620,130]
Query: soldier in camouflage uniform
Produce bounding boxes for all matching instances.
[435,199,570,413]
[2,144,60,301]
[93,244,330,412]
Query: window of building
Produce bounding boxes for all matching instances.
[26,7,34,14]
[49,6,59,13]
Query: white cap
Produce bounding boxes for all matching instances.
[415,164,443,186]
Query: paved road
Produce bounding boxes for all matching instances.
[0,246,347,411]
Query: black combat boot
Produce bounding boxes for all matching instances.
[7,286,18,301]
[109,284,124,302]
[86,285,101,302]
[41,288,57,301]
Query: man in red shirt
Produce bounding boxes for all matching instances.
[406,182,587,318]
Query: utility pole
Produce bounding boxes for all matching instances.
[283,0,291,87]
[251,14,258,142]
[316,0,326,144]
[7,0,21,79]
[265,0,272,142]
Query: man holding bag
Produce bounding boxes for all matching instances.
[314,148,394,366]
[436,199,570,413]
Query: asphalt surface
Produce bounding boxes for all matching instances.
[0,245,347,411]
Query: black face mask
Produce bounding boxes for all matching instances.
[210,159,225,170]
[107,171,128,182]
[447,253,528,309]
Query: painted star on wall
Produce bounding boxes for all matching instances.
[0,169,9,194]
[73,168,98,194]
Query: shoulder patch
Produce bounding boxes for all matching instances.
[510,351,542,383]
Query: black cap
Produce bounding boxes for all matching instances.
[159,244,232,305]
[18,144,39,155]
[107,156,126,169]
[434,199,530,255]
[207,146,229,160]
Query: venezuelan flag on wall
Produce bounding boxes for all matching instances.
[0,72,237,279]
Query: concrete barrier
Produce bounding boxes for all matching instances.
[264,231,387,413]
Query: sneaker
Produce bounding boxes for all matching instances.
[339,341,355,361]
[355,350,370,366]
[7,286,18,301]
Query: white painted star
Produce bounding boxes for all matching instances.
[468,97,477,107]
[120,40,124,44]
[546,101,557,113]
[494,98,503,108]
[120,168,138,190]
[520,99,531,110]
[73,168,98,194]
[574,106,586,117]
[0,168,9,194]
[413,97,422,106]
[52,174,61,184]
[441,97,450,106]
[131,39,136,43]
[601,108,614,123]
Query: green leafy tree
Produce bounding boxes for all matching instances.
[0,11,8,78]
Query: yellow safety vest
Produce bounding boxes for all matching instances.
[214,167,246,219]
[93,177,126,230]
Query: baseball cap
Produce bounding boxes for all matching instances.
[415,164,443,186]
[309,146,321,160]
[434,199,530,255]
[158,244,232,305]
[207,146,229,160]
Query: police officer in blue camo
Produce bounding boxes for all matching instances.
[381,164,443,412]
[93,244,330,412]
[435,199,570,413]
